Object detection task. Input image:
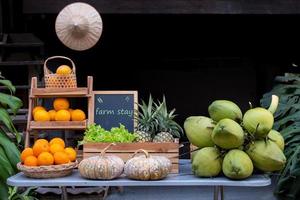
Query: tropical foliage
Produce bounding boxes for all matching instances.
[0,74,37,199]
[261,73,300,200]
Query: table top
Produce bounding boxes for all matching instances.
[7,160,271,187]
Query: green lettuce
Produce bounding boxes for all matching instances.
[79,124,136,144]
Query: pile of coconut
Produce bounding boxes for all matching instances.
[184,95,286,179]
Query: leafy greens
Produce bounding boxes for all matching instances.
[80,124,136,144]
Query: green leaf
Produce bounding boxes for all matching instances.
[80,124,136,143]
[0,132,20,172]
[8,187,16,200]
[0,108,21,143]
[0,80,16,94]
[0,181,9,200]
[0,146,15,178]
[0,93,22,115]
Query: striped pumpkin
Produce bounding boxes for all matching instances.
[78,143,124,180]
[124,149,172,180]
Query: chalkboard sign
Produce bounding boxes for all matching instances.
[89,91,138,132]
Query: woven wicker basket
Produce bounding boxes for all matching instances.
[17,161,78,179]
[44,56,77,88]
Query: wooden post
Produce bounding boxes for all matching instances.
[87,76,93,126]
[25,77,37,147]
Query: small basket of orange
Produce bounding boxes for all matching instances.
[18,138,78,179]
[44,56,77,88]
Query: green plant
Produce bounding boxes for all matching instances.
[0,74,35,199]
[8,187,38,200]
[153,96,183,143]
[261,73,300,200]
[0,74,23,143]
[80,124,136,144]
[134,95,159,142]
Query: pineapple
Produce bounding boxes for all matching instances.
[153,132,175,143]
[134,95,158,142]
[135,131,152,143]
[153,96,183,143]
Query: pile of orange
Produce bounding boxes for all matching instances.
[33,98,86,122]
[21,138,77,167]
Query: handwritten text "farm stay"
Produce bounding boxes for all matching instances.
[95,108,133,117]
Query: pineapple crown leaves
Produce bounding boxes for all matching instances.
[134,94,160,134]
[154,95,184,138]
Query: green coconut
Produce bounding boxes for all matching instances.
[243,95,279,139]
[268,130,285,151]
[208,100,243,122]
[243,108,274,139]
[212,119,244,149]
[192,147,222,177]
[184,116,215,148]
[246,140,286,172]
[191,149,199,162]
[222,149,253,179]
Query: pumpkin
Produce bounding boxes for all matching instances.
[78,143,124,180]
[124,149,172,180]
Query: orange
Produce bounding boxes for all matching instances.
[49,138,65,148]
[24,156,38,167]
[48,110,56,121]
[49,143,64,154]
[32,106,46,116]
[33,142,49,157]
[53,98,70,111]
[64,147,77,162]
[34,110,50,121]
[21,148,34,163]
[37,152,54,166]
[34,139,49,146]
[55,110,71,121]
[56,65,72,75]
[71,109,86,121]
[54,152,70,165]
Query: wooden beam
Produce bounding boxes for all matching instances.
[23,0,300,14]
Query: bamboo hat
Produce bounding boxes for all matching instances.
[55,2,103,51]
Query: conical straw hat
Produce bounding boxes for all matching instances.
[55,2,103,51]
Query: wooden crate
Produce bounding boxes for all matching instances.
[83,141,180,173]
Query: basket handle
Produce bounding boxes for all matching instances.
[44,56,76,75]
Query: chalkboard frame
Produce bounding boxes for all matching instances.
[88,91,138,131]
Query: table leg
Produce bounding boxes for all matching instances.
[103,186,109,199]
[220,186,224,200]
[213,186,219,200]
[61,187,68,200]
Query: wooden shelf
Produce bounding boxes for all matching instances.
[29,120,87,130]
[25,76,93,147]
[31,87,89,98]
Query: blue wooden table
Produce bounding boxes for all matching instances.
[7,160,271,200]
